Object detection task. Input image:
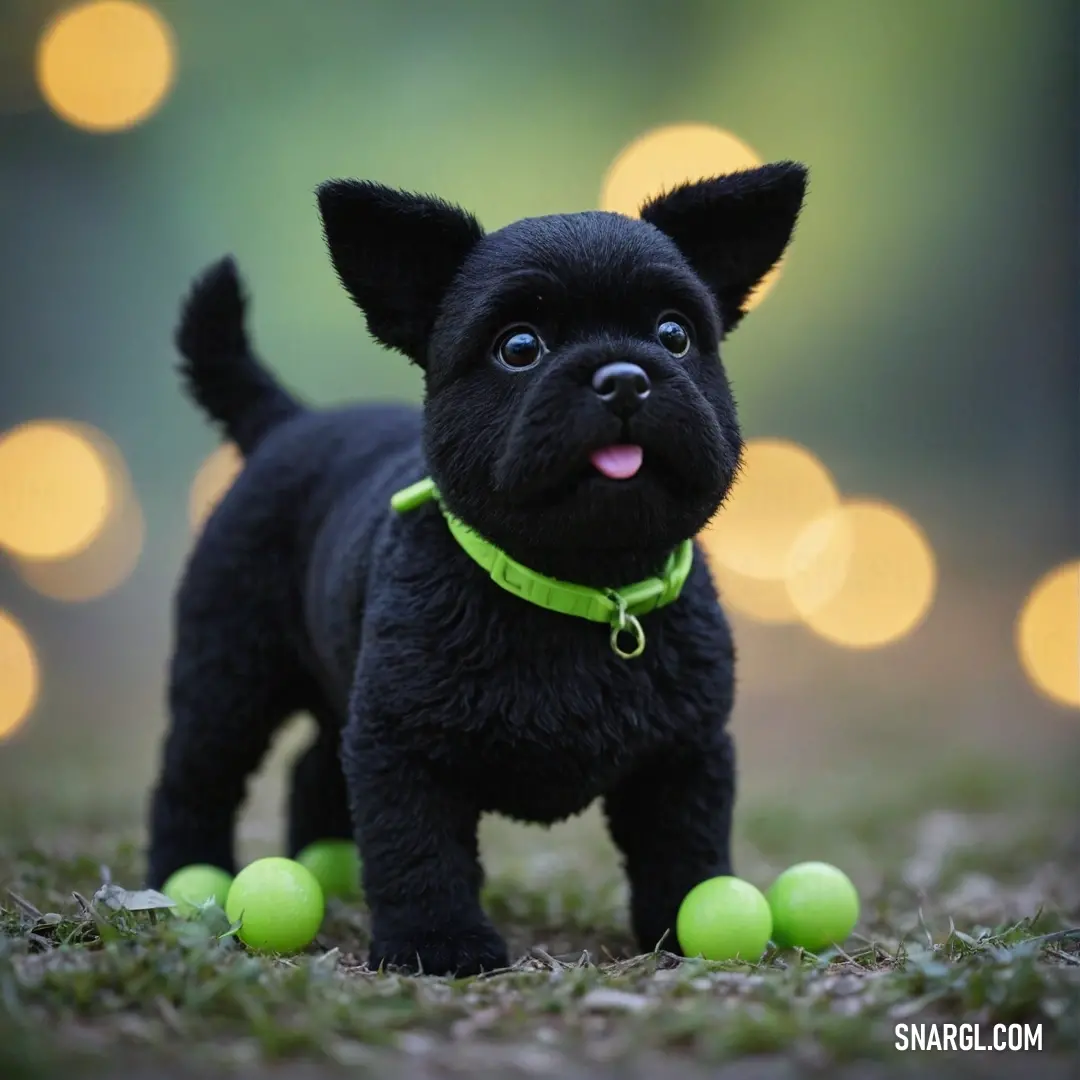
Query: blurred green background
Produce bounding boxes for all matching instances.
[0,0,1076,861]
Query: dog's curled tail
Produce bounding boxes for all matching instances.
[175,256,302,456]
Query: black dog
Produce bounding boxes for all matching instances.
[147,164,807,975]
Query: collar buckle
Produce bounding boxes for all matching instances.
[608,591,646,660]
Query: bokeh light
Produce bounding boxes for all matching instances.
[0,610,40,741]
[600,123,783,310]
[189,443,243,533]
[35,1,176,133]
[701,439,841,582]
[0,420,115,560]
[17,496,144,602]
[14,425,144,602]
[601,124,762,216]
[785,500,937,649]
[709,562,801,625]
[1016,561,1080,709]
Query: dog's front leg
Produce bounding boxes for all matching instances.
[342,712,508,977]
[603,727,736,956]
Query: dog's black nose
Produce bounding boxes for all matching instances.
[591,362,651,416]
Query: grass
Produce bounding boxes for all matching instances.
[1,753,1079,1079]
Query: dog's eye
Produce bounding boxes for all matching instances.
[657,317,691,358]
[495,326,545,370]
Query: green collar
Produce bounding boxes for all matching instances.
[390,477,693,660]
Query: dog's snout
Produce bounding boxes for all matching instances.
[591,362,651,416]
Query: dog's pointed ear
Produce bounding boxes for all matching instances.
[640,162,807,335]
[317,180,485,365]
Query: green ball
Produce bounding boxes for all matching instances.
[295,840,362,900]
[766,861,860,952]
[161,865,233,915]
[225,857,325,954]
[676,876,773,962]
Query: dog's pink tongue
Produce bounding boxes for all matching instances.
[590,444,644,480]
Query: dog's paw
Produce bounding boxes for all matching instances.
[369,921,509,976]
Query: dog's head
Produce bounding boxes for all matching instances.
[318,165,807,585]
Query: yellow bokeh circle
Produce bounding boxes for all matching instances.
[708,562,801,625]
[0,420,115,559]
[189,443,243,533]
[1016,561,1079,709]
[36,1,176,133]
[785,500,937,649]
[17,489,145,602]
[601,124,762,217]
[12,421,143,602]
[600,123,783,311]
[0,610,40,741]
[701,439,840,582]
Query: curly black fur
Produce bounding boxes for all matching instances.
[147,164,808,975]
